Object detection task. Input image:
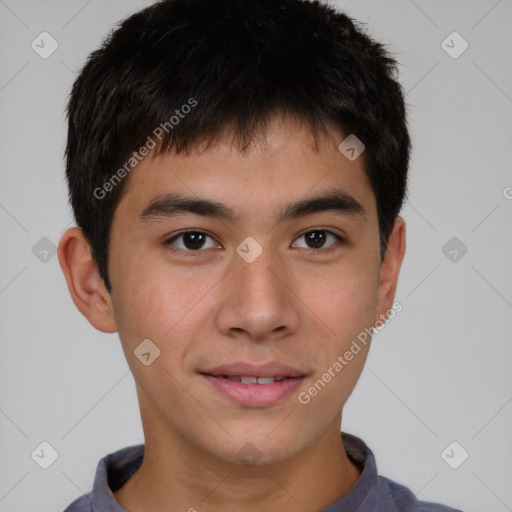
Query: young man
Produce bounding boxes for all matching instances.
[59,0,460,510]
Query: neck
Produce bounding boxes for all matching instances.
[114,403,361,512]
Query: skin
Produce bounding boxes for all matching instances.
[58,116,405,512]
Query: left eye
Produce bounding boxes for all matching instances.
[292,230,342,250]
[166,231,219,251]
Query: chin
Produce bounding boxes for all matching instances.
[204,426,305,467]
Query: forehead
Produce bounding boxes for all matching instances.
[115,117,377,224]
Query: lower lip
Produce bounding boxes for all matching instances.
[202,375,305,407]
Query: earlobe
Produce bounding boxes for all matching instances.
[375,218,406,322]
[57,227,117,333]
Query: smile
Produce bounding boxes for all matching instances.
[201,373,305,407]
[219,375,288,384]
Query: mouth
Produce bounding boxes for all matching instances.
[199,362,307,407]
[206,375,292,384]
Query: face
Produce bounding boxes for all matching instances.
[98,118,400,465]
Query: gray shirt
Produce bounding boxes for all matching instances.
[63,433,462,511]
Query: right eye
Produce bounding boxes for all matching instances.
[164,230,221,252]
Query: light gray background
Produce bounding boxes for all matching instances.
[0,1,511,511]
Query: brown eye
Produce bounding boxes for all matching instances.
[166,231,218,251]
[292,230,342,250]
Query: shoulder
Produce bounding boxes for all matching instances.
[61,443,144,512]
[62,494,92,512]
[377,475,463,512]
[340,433,463,512]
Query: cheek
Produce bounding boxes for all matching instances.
[115,276,191,342]
[110,252,223,378]
[296,256,380,342]
[291,254,379,408]
[111,270,201,406]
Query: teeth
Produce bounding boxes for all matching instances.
[241,376,259,384]
[225,376,242,382]
[224,376,286,384]
[255,377,277,384]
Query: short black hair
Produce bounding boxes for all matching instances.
[66,0,410,291]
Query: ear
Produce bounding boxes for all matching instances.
[58,227,117,333]
[375,217,406,322]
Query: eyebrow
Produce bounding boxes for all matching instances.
[139,190,365,223]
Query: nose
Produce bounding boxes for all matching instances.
[214,247,300,343]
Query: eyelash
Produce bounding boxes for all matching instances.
[163,229,345,254]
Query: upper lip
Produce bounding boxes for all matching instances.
[201,362,306,378]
